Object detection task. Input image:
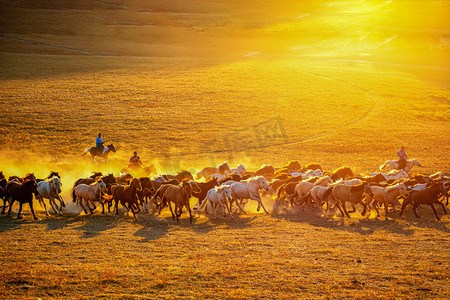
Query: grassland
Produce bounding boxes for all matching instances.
[0,0,449,299]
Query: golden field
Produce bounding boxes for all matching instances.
[0,0,449,299]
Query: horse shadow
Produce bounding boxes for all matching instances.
[272,204,450,235]
[272,207,416,236]
[0,214,33,233]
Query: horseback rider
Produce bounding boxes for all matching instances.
[129,151,143,169]
[96,133,104,154]
[396,146,407,170]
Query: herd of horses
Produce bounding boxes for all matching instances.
[1,158,449,223]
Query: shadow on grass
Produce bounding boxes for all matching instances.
[272,205,450,235]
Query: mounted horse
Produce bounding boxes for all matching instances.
[82,143,116,164]
[379,158,422,173]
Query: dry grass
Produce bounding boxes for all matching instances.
[0,0,449,299]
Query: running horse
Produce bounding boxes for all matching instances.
[82,143,116,164]
[379,158,422,173]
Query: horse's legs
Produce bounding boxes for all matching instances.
[359,200,367,216]
[29,200,38,220]
[187,202,193,223]
[39,195,49,216]
[340,200,351,218]
[234,197,247,214]
[251,195,269,214]
[78,198,88,214]
[412,203,420,218]
[224,200,234,219]
[7,199,15,216]
[168,200,175,220]
[2,196,10,215]
[435,200,447,215]
[16,201,24,219]
[429,204,440,221]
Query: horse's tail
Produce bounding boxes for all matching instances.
[198,196,209,213]
[379,161,388,171]
[276,184,286,200]
[82,148,90,156]
[72,188,77,203]
[195,171,203,180]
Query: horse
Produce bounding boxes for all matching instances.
[196,162,230,180]
[330,166,354,182]
[8,173,37,183]
[230,164,246,174]
[0,177,7,211]
[379,158,422,173]
[254,164,276,177]
[116,173,133,185]
[399,183,447,220]
[36,171,61,183]
[228,176,270,214]
[3,179,39,220]
[295,176,333,199]
[197,185,233,219]
[82,143,116,164]
[137,177,154,212]
[73,172,104,187]
[331,182,374,218]
[163,170,194,182]
[72,180,107,214]
[162,180,194,223]
[37,176,65,215]
[382,169,409,181]
[191,177,221,209]
[283,160,302,172]
[369,182,409,217]
[112,178,143,218]
[218,173,242,185]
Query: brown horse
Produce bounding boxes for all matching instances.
[163,170,194,182]
[399,183,447,220]
[331,182,373,217]
[3,179,39,220]
[330,166,354,182]
[192,177,221,209]
[113,178,142,218]
[162,180,193,223]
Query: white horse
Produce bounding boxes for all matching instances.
[198,185,233,219]
[230,164,246,174]
[82,143,117,164]
[291,169,323,178]
[229,176,270,214]
[382,169,409,181]
[379,158,422,173]
[369,182,409,217]
[37,177,65,215]
[196,161,230,180]
[72,180,107,214]
[295,175,333,197]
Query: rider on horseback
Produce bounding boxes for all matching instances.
[397,146,407,170]
[96,133,104,154]
[129,151,143,169]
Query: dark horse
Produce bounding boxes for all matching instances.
[112,178,143,218]
[82,143,116,164]
[2,180,39,220]
[399,183,447,220]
